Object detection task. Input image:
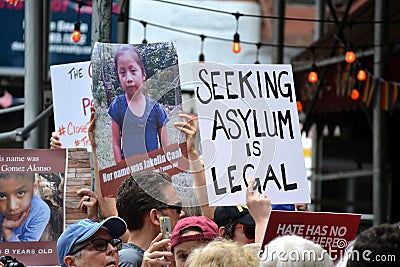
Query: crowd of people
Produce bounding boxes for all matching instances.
[49,106,400,267]
[46,45,398,267]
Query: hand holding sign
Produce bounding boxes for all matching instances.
[173,113,198,160]
[50,132,62,149]
[87,106,119,219]
[88,105,96,148]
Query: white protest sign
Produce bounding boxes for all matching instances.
[193,63,310,206]
[50,61,93,151]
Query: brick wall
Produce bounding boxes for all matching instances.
[65,148,93,227]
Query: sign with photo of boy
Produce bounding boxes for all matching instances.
[193,63,310,206]
[91,42,189,197]
[0,149,67,266]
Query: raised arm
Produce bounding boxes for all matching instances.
[246,178,272,244]
[173,113,216,219]
[88,107,118,219]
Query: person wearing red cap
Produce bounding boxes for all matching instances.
[169,216,220,267]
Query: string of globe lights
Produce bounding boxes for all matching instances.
[306,40,400,111]
[67,1,361,51]
[70,0,399,59]
[126,15,398,107]
[69,0,400,110]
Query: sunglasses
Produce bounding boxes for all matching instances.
[69,238,122,255]
[234,225,255,240]
[158,202,182,215]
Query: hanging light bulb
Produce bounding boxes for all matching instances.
[232,33,241,54]
[345,49,356,64]
[351,79,361,101]
[308,70,318,83]
[308,63,318,83]
[351,89,360,101]
[72,22,81,43]
[345,24,355,64]
[232,12,242,54]
[357,69,367,81]
[71,2,82,43]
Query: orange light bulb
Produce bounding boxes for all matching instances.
[232,32,241,54]
[345,51,356,64]
[357,69,366,81]
[308,71,318,83]
[72,30,81,43]
[232,42,241,54]
[351,89,360,101]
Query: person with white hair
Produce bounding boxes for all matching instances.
[259,235,334,267]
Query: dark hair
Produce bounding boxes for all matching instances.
[221,221,237,240]
[347,223,400,267]
[116,171,172,231]
[0,173,35,183]
[114,44,147,80]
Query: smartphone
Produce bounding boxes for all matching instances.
[159,216,172,239]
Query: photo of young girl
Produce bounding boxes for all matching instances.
[91,42,185,172]
[108,45,169,163]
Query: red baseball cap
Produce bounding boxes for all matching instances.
[170,216,219,251]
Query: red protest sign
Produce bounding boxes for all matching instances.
[262,210,361,261]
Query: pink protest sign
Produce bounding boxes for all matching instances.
[262,210,361,261]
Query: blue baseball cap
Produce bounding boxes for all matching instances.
[57,216,127,267]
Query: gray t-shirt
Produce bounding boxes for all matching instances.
[119,242,145,267]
